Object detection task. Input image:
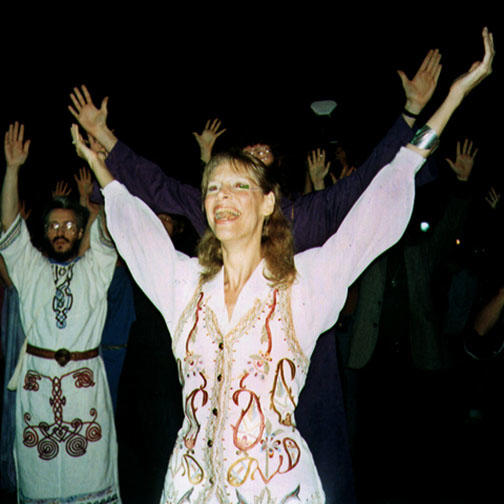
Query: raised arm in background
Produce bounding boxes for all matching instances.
[398,48,442,127]
[305,148,331,193]
[484,186,501,210]
[74,166,101,256]
[192,118,226,163]
[69,87,117,153]
[423,138,478,269]
[52,180,72,198]
[2,122,31,231]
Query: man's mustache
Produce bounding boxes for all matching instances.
[52,237,70,245]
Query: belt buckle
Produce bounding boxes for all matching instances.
[54,348,71,367]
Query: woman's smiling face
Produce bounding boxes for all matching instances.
[204,161,274,245]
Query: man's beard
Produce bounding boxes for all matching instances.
[43,236,81,263]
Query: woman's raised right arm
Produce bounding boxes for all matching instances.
[70,125,198,330]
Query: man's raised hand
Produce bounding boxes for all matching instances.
[74,167,93,201]
[446,139,478,181]
[307,148,331,191]
[193,118,227,163]
[52,180,72,198]
[69,85,109,136]
[5,122,30,169]
[398,49,442,116]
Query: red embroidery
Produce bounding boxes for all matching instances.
[49,376,66,428]
[232,374,265,452]
[270,359,297,427]
[73,368,95,388]
[229,434,301,486]
[23,371,41,391]
[247,437,300,484]
[280,437,301,472]
[186,292,204,355]
[22,367,102,460]
[264,289,278,356]
[182,372,208,450]
[246,292,278,379]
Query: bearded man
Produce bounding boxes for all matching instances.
[0,122,120,504]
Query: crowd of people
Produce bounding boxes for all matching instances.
[0,27,499,504]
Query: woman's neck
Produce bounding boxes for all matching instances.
[221,240,263,320]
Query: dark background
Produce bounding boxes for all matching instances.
[1,11,501,216]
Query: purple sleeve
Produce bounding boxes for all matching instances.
[92,141,207,236]
[283,115,438,252]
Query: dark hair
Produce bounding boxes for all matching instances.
[42,197,89,233]
[198,150,296,288]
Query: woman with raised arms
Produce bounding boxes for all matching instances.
[71,28,493,504]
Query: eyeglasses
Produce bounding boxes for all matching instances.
[244,146,272,157]
[45,221,78,234]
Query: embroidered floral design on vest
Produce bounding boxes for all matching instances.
[227,418,301,488]
[167,283,316,502]
[231,373,265,452]
[270,359,297,427]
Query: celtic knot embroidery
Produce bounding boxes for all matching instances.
[22,367,101,460]
[23,370,42,391]
[52,263,74,329]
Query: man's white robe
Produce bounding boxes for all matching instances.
[0,215,119,504]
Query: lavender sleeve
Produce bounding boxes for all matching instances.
[284,115,438,252]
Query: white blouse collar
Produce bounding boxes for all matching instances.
[203,259,270,331]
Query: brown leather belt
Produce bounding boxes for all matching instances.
[26,343,99,367]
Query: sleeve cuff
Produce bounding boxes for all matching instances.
[105,140,128,170]
[101,179,124,199]
[0,214,22,251]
